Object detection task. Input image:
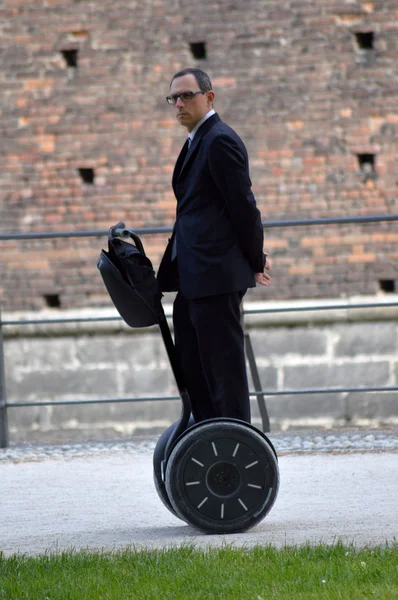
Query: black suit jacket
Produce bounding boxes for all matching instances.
[157,113,265,299]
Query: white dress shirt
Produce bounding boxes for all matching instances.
[187,109,216,145]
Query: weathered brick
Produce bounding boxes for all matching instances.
[253,393,346,422]
[247,365,278,391]
[333,323,397,357]
[74,333,168,368]
[346,392,398,421]
[121,366,174,396]
[0,0,398,309]
[7,368,119,401]
[4,338,75,370]
[284,362,390,390]
[101,398,181,425]
[248,329,327,358]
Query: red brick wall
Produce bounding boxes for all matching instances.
[1,0,397,309]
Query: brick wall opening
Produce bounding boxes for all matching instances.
[61,49,78,68]
[44,294,61,308]
[354,31,374,50]
[379,280,395,293]
[189,41,207,59]
[353,31,376,65]
[357,153,377,182]
[78,168,95,184]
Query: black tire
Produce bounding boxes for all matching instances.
[153,417,195,519]
[164,420,279,534]
[153,421,180,517]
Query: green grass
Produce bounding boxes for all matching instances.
[1,543,397,600]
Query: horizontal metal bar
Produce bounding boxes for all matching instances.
[243,301,398,315]
[6,385,397,408]
[249,386,398,396]
[0,226,172,241]
[2,316,125,326]
[2,301,398,327]
[6,395,181,407]
[264,214,398,228]
[1,213,397,241]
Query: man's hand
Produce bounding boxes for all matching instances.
[255,255,272,286]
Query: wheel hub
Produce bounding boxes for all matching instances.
[206,461,241,496]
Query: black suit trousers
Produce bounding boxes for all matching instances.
[172,289,251,424]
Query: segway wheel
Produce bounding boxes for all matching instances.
[164,420,279,534]
[153,416,195,520]
[153,421,181,518]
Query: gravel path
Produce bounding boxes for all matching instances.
[1,427,397,463]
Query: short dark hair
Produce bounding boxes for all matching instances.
[171,68,212,92]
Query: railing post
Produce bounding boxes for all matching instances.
[245,333,271,433]
[0,308,9,448]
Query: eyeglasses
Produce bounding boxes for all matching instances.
[166,91,206,105]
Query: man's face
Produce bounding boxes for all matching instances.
[170,74,214,133]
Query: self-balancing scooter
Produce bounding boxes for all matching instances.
[98,223,279,533]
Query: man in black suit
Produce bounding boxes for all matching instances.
[157,67,271,424]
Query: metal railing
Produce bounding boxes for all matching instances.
[1,212,398,241]
[1,212,398,448]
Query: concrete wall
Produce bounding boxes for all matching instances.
[3,297,398,442]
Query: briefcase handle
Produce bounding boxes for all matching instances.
[109,222,146,256]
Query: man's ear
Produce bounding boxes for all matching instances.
[207,90,215,106]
